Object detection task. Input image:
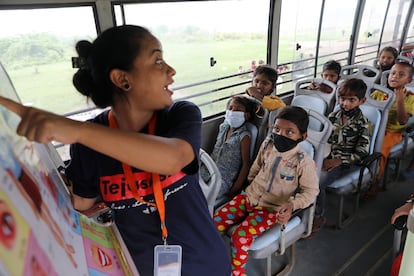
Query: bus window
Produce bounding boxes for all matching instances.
[318,0,357,67]
[405,9,414,45]
[354,0,389,65]
[0,6,98,115]
[278,0,322,94]
[114,0,270,118]
[380,0,411,49]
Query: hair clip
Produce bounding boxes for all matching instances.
[71,57,89,70]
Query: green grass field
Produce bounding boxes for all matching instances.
[3,35,303,117]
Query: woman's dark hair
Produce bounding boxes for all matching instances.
[72,25,151,108]
[275,106,309,134]
[227,95,257,120]
[253,65,278,91]
[338,78,367,99]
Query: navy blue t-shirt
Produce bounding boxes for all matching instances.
[66,101,231,276]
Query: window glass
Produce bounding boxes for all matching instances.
[114,0,270,117]
[319,0,357,68]
[278,0,322,93]
[405,16,414,44]
[403,12,414,56]
[0,7,97,115]
[381,0,411,49]
[355,0,389,65]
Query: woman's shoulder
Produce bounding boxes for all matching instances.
[169,100,200,112]
[88,109,110,125]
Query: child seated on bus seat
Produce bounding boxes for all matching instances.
[307,60,341,94]
[200,95,256,209]
[375,46,398,72]
[372,46,399,86]
[245,65,286,117]
[213,106,319,276]
[368,62,414,196]
[312,78,372,236]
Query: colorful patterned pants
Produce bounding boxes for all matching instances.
[213,192,278,276]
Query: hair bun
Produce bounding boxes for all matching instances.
[76,40,92,58]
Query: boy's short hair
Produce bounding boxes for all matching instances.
[338,78,367,99]
[393,61,414,79]
[254,65,278,87]
[379,46,398,59]
[323,60,341,75]
[275,106,309,134]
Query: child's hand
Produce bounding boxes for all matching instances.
[307,82,319,90]
[394,87,406,101]
[322,158,342,171]
[277,202,293,225]
[246,87,264,101]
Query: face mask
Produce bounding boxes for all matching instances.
[225,110,245,128]
[340,106,360,118]
[271,133,301,152]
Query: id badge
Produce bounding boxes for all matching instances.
[154,245,182,276]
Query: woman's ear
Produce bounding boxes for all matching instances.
[109,69,130,91]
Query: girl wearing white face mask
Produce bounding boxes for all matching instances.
[201,96,256,209]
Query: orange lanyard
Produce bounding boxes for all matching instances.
[108,110,168,244]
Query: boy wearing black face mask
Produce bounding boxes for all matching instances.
[213,106,319,276]
[312,78,371,236]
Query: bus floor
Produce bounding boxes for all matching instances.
[244,176,413,276]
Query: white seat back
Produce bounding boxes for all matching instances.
[294,78,337,114]
[365,83,395,152]
[245,122,258,160]
[291,95,326,131]
[199,148,222,216]
[340,64,380,85]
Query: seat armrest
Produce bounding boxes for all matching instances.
[355,152,382,189]
[358,152,382,167]
[287,203,314,237]
[279,204,314,254]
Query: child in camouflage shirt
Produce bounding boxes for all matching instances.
[312,78,372,234]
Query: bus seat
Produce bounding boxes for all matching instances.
[380,70,389,87]
[291,95,326,131]
[340,64,380,85]
[326,83,395,228]
[199,148,222,216]
[294,78,337,114]
[383,116,414,187]
[245,122,258,160]
[241,95,271,159]
[250,105,270,160]
[244,108,332,276]
[397,55,414,65]
[378,71,414,185]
